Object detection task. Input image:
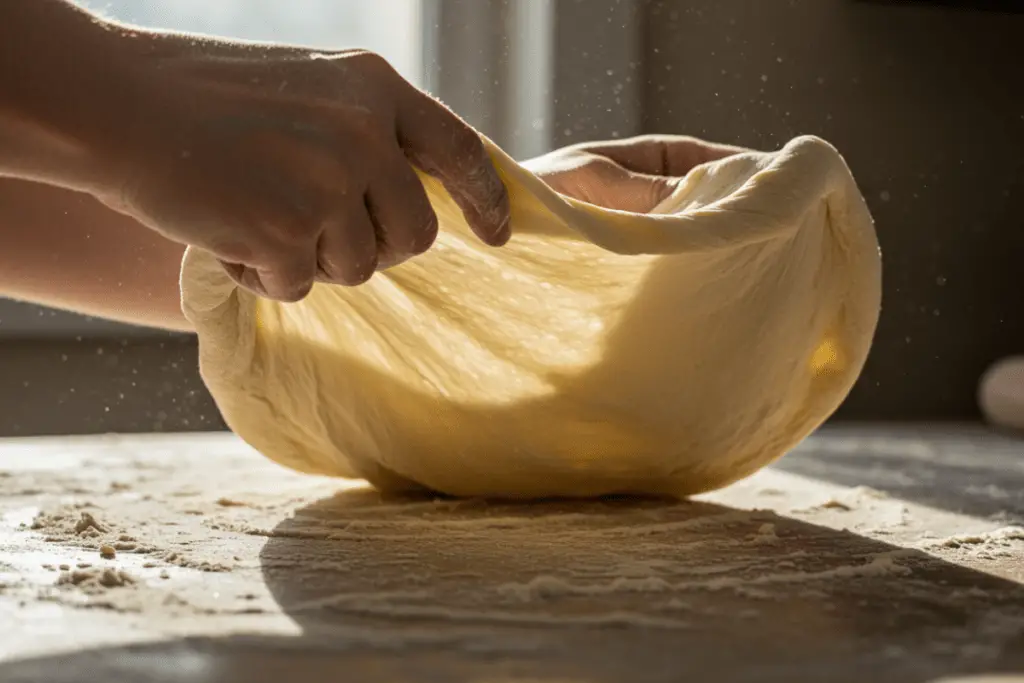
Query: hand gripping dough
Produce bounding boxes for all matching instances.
[181,135,882,499]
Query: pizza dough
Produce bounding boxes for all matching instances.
[180,134,882,499]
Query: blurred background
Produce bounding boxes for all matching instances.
[1,0,1020,436]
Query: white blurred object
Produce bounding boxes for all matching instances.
[979,356,1024,432]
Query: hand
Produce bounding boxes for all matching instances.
[88,37,510,301]
[524,135,746,213]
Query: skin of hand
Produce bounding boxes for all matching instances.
[0,135,744,333]
[0,180,190,332]
[0,2,511,303]
[523,134,747,213]
[101,45,513,302]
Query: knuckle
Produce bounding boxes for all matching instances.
[351,50,397,78]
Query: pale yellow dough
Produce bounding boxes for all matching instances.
[180,135,882,499]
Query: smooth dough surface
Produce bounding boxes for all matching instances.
[180,134,882,499]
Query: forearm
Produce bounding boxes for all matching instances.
[0,0,135,192]
[0,178,191,332]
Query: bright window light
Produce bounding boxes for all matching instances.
[73,0,424,86]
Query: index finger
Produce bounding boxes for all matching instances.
[396,90,511,246]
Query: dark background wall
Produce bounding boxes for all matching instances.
[0,336,218,436]
[642,0,1023,420]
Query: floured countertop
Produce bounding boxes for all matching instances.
[1,424,1023,683]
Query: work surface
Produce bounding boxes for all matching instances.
[1,425,1023,683]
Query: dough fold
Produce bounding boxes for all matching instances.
[181,135,882,499]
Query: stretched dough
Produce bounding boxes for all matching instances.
[181,135,882,499]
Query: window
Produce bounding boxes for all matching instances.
[74,0,423,86]
[1,0,638,339]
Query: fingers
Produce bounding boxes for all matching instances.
[214,202,319,301]
[316,203,378,286]
[220,146,440,296]
[220,253,315,303]
[574,135,747,178]
[314,149,439,284]
[207,68,512,298]
[563,156,677,213]
[601,165,677,213]
[226,206,380,298]
[218,261,254,293]
[396,90,511,246]
[365,155,439,269]
[256,254,316,302]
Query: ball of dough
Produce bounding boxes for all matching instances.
[979,356,1024,432]
[181,134,882,499]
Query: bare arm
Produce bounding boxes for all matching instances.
[0,2,191,331]
[0,178,189,332]
[0,1,130,192]
[0,0,511,303]
[0,134,743,334]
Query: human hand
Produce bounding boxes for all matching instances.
[87,37,510,301]
[524,135,746,213]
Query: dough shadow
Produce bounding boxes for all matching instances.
[777,424,1024,521]
[3,490,1024,682]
